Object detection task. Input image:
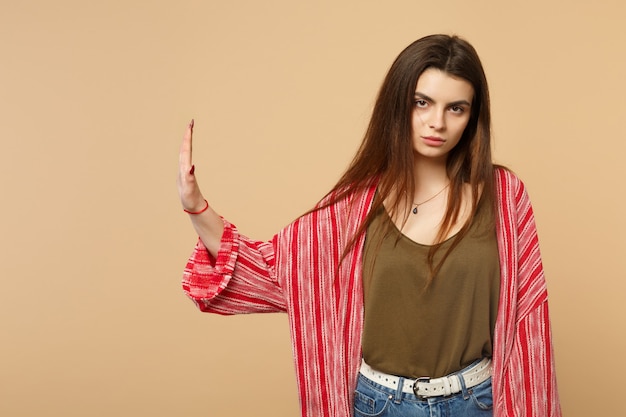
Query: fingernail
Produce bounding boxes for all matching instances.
[189,165,195,175]
[190,119,194,129]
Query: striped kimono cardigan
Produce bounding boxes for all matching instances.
[182,168,561,417]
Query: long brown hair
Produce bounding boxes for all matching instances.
[320,34,495,283]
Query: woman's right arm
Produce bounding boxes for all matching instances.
[177,120,286,314]
[177,119,224,257]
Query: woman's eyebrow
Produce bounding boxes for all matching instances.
[414,92,471,107]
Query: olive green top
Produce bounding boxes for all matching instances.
[361,200,500,378]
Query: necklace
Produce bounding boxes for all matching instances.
[411,183,450,214]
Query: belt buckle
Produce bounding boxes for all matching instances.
[412,377,431,399]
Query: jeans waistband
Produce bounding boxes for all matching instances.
[359,358,492,398]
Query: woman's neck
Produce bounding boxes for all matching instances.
[413,155,449,194]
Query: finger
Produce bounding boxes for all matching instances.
[179,119,195,173]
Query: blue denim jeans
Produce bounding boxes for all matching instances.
[353,364,493,417]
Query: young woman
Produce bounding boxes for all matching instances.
[177,34,561,417]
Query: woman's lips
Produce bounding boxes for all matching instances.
[421,136,445,146]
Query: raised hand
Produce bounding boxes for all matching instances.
[177,119,224,256]
[177,119,207,213]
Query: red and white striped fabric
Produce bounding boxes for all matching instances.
[182,168,561,417]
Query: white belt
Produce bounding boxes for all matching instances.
[359,358,492,399]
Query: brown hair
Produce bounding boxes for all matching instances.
[321,34,496,283]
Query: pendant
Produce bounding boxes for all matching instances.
[412,206,418,214]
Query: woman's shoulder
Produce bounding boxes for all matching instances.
[316,181,378,211]
[492,165,536,210]
[275,183,376,243]
[493,165,525,191]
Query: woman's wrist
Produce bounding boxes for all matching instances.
[183,199,209,215]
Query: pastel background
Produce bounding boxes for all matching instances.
[1,0,624,415]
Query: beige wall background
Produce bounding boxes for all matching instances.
[1,0,624,415]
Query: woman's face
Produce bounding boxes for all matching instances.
[411,68,474,163]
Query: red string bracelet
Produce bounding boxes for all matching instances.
[183,199,209,215]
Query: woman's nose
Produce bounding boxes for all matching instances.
[428,109,446,130]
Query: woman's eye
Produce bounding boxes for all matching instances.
[450,106,465,113]
[415,99,428,108]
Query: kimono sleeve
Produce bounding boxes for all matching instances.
[503,301,561,416]
[181,218,287,315]
[497,175,562,417]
